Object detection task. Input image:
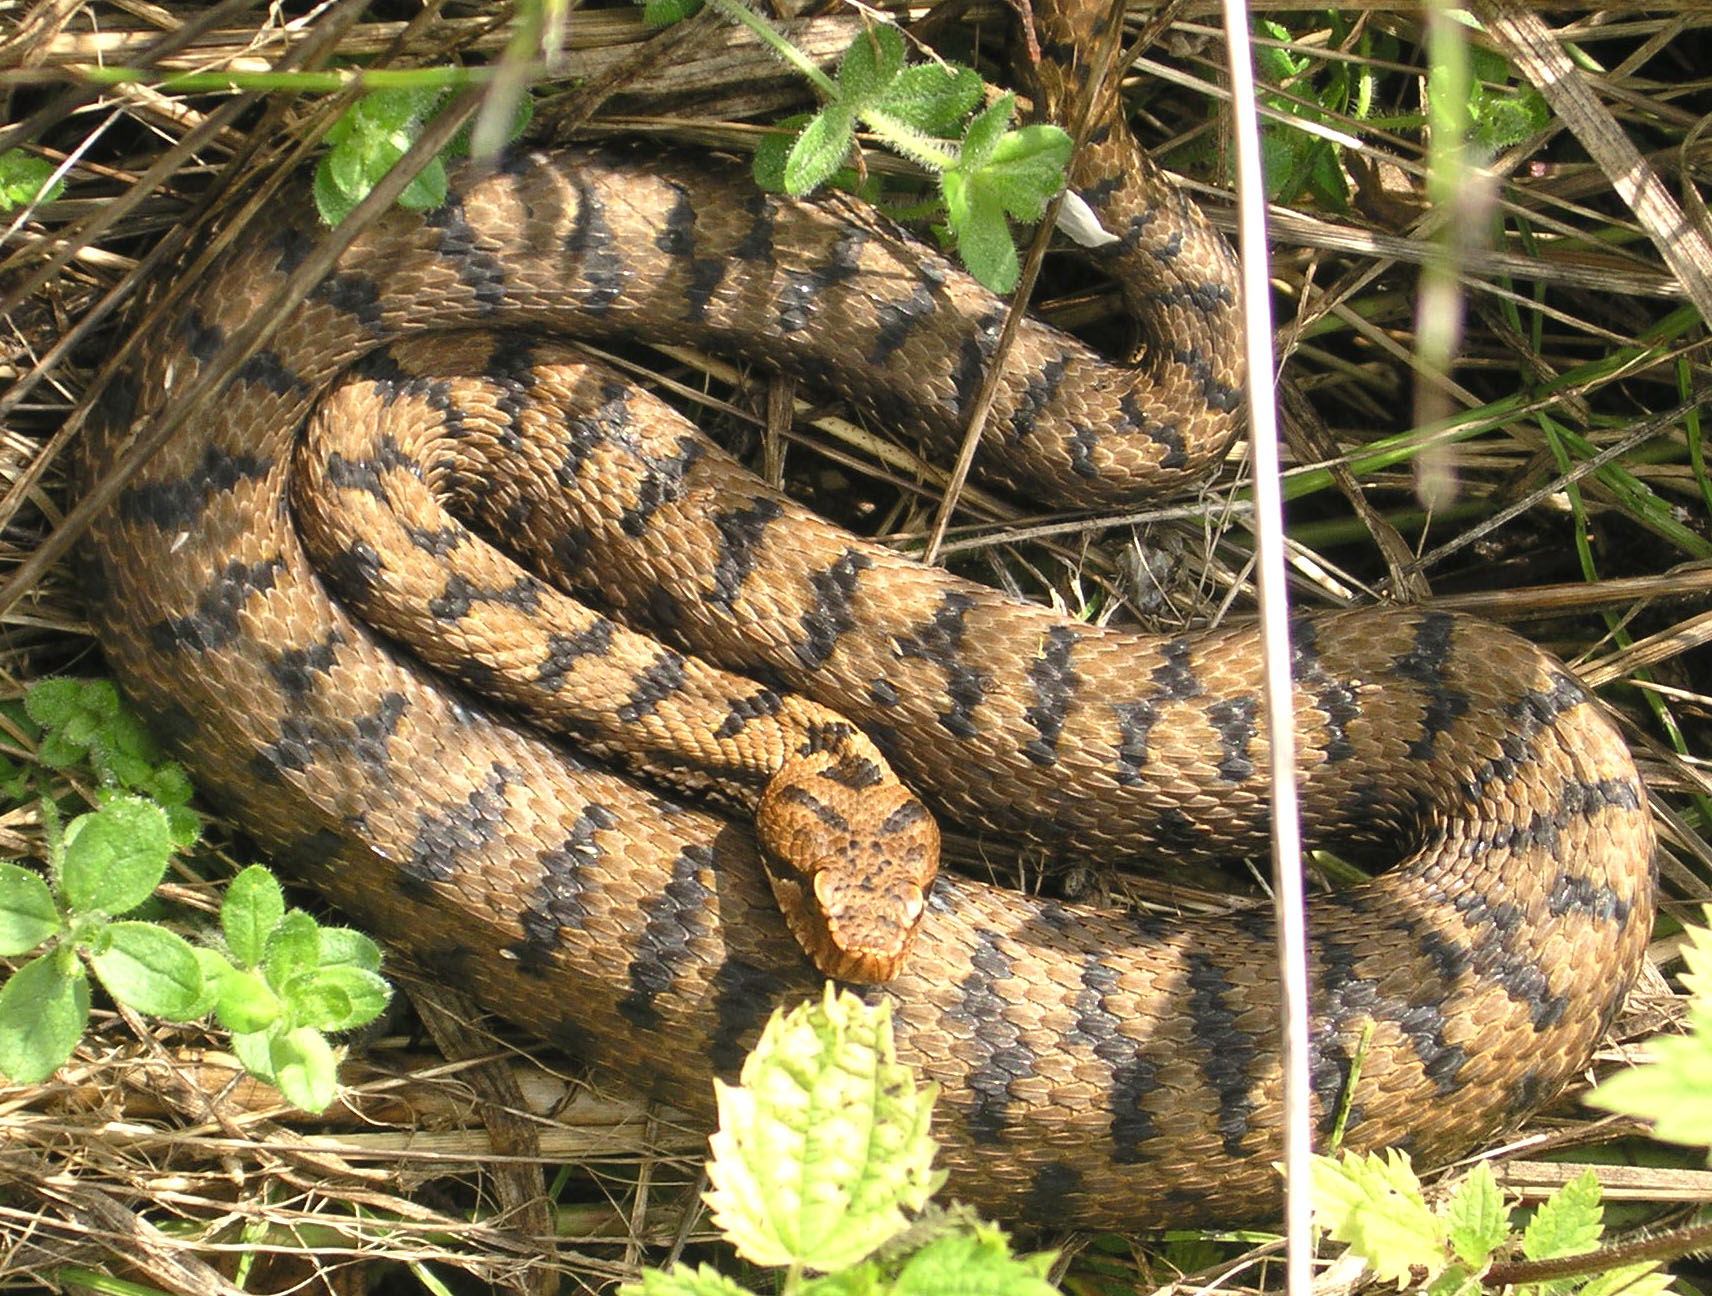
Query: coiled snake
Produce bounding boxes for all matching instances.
[81,40,1655,1229]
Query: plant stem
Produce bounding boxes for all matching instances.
[701,0,838,99]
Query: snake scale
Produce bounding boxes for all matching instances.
[80,61,1656,1226]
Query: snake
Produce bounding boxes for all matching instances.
[78,38,1657,1229]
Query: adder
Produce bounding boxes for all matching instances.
[79,8,1655,1229]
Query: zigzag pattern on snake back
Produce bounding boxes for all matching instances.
[80,134,1655,1228]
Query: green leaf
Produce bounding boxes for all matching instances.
[230,1023,277,1084]
[264,910,322,988]
[642,0,702,27]
[396,156,448,212]
[59,797,173,916]
[838,25,905,107]
[0,951,90,1083]
[872,63,982,134]
[620,1263,756,1296]
[784,106,857,196]
[1590,912,1712,1155]
[971,124,1073,222]
[703,985,942,1271]
[313,87,449,227]
[216,966,282,1034]
[1443,1161,1507,1267]
[186,947,230,1020]
[800,1264,882,1296]
[0,863,61,955]
[89,921,205,1019]
[892,1222,1057,1296]
[268,1026,339,1111]
[26,678,139,779]
[754,121,811,191]
[1521,1167,1603,1262]
[942,172,1019,293]
[1578,1261,1674,1296]
[941,111,1070,292]
[284,965,391,1032]
[223,865,285,967]
[1311,1149,1448,1286]
[0,152,64,211]
[316,927,383,972]
[1423,1264,1484,1296]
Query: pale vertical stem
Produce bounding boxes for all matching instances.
[1219,3,1313,1289]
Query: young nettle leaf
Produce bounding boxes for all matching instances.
[1443,1162,1507,1268]
[891,1222,1057,1296]
[1521,1167,1603,1263]
[625,1262,756,1296]
[223,864,286,967]
[88,920,205,1020]
[58,796,173,916]
[1591,911,1712,1153]
[0,862,61,955]
[704,985,942,1271]
[1311,1149,1449,1286]
[0,949,90,1084]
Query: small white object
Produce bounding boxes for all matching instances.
[1055,189,1120,247]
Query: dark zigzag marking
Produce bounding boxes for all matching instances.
[1185,953,1259,1155]
[950,927,1035,1144]
[507,803,619,975]
[618,843,717,1029]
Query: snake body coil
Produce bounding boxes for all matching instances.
[83,145,1655,1228]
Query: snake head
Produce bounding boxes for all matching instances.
[754,744,940,984]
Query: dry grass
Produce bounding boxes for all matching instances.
[2,2,1711,1293]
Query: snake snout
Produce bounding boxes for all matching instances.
[754,744,940,983]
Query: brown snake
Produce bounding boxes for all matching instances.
[80,62,1656,1227]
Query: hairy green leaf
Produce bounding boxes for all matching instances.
[90,921,205,1019]
[59,797,173,916]
[223,865,285,967]
[0,863,60,956]
[0,952,89,1083]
